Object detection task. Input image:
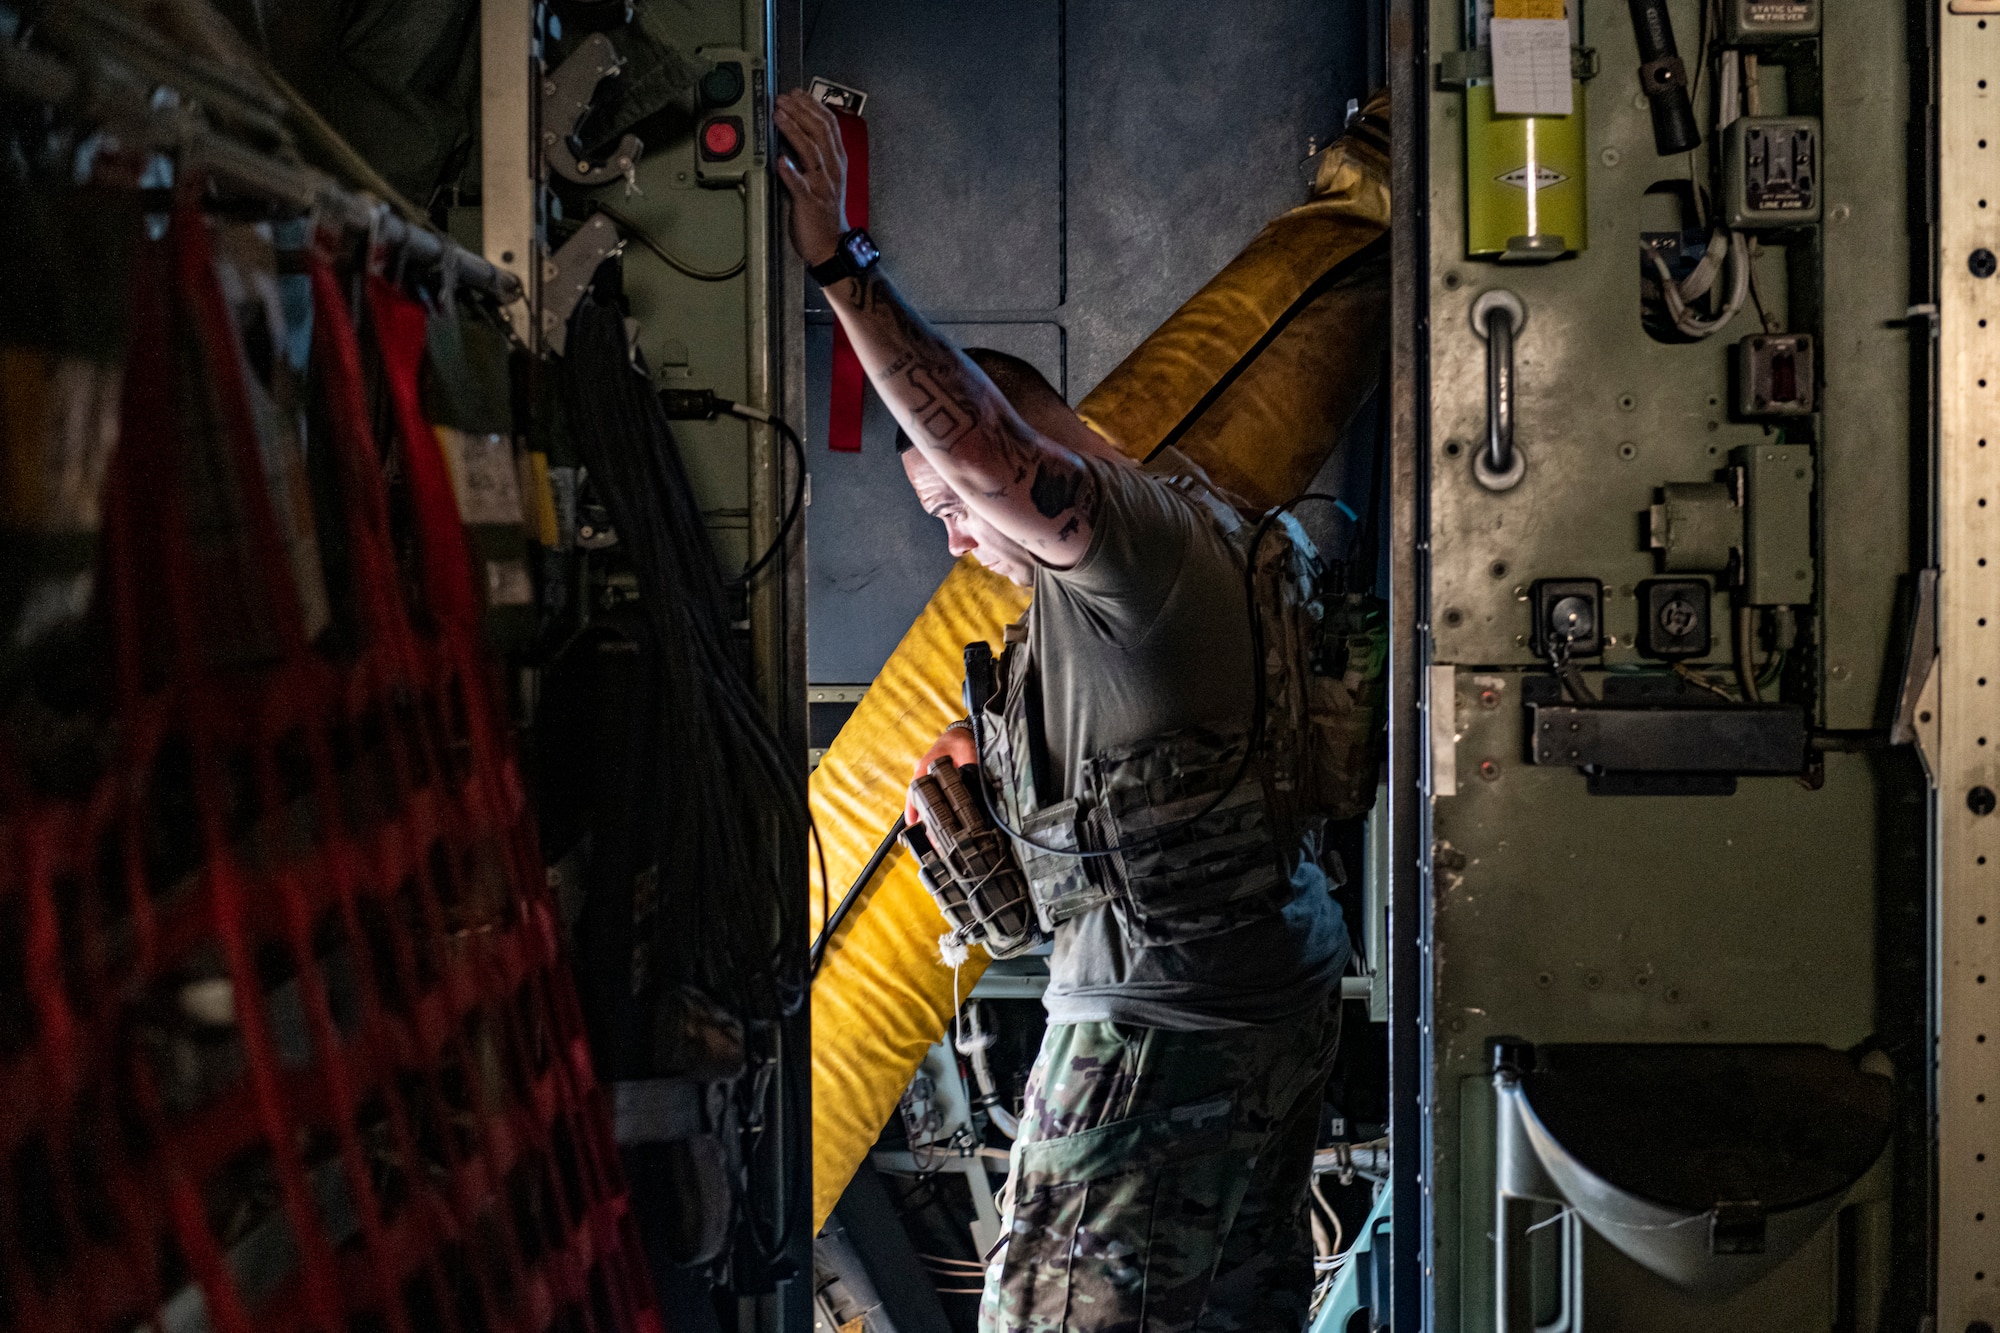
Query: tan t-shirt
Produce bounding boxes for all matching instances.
[1029,452,1348,1030]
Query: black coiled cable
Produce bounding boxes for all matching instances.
[558,298,807,1022]
[560,296,807,1268]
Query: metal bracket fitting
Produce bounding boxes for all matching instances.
[541,32,644,186]
[540,212,624,354]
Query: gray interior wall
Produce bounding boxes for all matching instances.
[802,0,1375,684]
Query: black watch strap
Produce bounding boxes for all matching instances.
[809,227,880,286]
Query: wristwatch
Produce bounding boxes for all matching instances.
[809,227,881,287]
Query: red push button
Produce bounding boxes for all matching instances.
[701,116,744,160]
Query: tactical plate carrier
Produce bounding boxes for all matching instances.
[915,475,1386,960]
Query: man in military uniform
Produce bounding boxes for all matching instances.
[776,89,1351,1332]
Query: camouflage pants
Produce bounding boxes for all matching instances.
[978,1000,1342,1333]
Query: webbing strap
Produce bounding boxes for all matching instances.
[825,109,870,454]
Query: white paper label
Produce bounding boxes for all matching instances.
[1490,17,1573,117]
[1429,664,1460,798]
[485,558,534,607]
[438,428,527,526]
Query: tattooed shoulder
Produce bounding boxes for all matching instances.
[1029,461,1098,545]
[1029,460,1084,520]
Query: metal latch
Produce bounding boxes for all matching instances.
[541,32,644,187]
[540,212,624,354]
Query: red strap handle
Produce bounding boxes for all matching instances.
[826,109,870,453]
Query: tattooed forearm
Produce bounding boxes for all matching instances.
[902,360,977,451]
[826,263,1100,564]
[838,271,878,312]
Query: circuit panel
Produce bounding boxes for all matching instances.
[1418,1,1922,1326]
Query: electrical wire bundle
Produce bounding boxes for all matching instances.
[919,1251,990,1297]
[1642,0,1792,345]
[556,295,807,1023]
[558,294,807,1277]
[1645,225,1751,339]
[1306,1141,1389,1317]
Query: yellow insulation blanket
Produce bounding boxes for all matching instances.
[808,97,1392,1229]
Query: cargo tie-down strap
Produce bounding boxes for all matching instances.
[0,194,659,1333]
[824,108,870,453]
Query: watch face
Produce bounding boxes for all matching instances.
[843,230,880,271]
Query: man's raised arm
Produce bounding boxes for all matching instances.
[772,90,1098,565]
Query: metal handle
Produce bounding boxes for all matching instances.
[1495,1197,1584,1333]
[1494,1069,1584,1333]
[1486,305,1516,471]
[1472,290,1529,491]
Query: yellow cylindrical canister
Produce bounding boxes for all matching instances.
[1464,78,1588,260]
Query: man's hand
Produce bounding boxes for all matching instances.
[905,725,980,828]
[774,90,848,267]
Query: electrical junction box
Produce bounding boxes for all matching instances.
[1529,579,1603,658]
[1636,578,1714,660]
[1650,481,1742,574]
[693,48,765,185]
[1726,0,1820,42]
[1414,0,1930,1321]
[1725,117,1822,227]
[1737,332,1816,416]
[1735,443,1815,605]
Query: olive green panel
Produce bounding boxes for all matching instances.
[1429,3,1771,673]
[1436,682,1877,1052]
[1428,668,1883,1330]
[1428,1,1908,690]
[1815,1,1912,732]
[1422,0,1914,1328]
[591,0,767,574]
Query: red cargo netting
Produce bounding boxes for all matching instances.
[0,198,661,1333]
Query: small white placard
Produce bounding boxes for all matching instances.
[1429,664,1460,798]
[1490,18,1573,117]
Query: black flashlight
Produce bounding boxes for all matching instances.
[1628,0,1701,156]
